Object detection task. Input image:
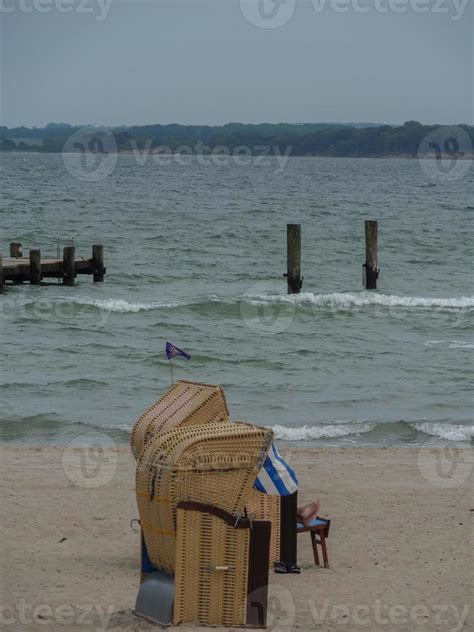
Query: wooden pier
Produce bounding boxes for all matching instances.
[0,243,105,289]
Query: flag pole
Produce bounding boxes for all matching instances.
[169,359,174,385]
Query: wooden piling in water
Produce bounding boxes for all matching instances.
[287,224,302,294]
[10,242,23,258]
[63,246,75,286]
[29,249,42,284]
[92,244,104,282]
[364,220,379,290]
[0,255,3,291]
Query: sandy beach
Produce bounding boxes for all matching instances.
[1,445,472,632]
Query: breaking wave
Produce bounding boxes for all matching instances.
[411,423,474,442]
[5,292,473,316]
[267,421,473,443]
[268,422,377,440]
[243,292,474,310]
[71,297,182,312]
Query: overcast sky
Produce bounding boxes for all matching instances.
[1,0,472,128]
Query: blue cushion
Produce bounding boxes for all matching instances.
[297,517,328,529]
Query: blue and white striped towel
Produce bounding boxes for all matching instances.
[254,443,298,496]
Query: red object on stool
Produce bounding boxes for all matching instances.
[296,517,330,569]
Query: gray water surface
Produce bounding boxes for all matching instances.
[1,153,472,446]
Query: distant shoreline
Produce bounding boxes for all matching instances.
[2,121,472,159]
[2,149,473,160]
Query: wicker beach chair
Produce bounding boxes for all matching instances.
[133,380,281,566]
[130,380,229,460]
[135,421,273,627]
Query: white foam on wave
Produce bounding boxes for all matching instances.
[244,291,474,310]
[424,340,449,346]
[448,342,474,349]
[77,420,132,434]
[11,292,474,314]
[103,423,132,433]
[71,298,182,313]
[412,422,474,442]
[425,340,474,349]
[268,422,376,441]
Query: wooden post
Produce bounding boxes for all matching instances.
[364,220,379,290]
[10,242,23,258]
[63,246,75,286]
[287,224,302,294]
[0,255,3,291]
[92,244,104,282]
[29,249,41,284]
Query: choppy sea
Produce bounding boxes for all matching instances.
[1,152,472,446]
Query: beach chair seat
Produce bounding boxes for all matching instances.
[134,420,273,627]
[130,380,229,459]
[296,516,331,569]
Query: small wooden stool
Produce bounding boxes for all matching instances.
[296,517,330,569]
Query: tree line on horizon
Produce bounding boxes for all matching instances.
[0,121,472,157]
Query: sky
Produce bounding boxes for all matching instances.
[0,0,472,128]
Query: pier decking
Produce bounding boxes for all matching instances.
[0,244,105,289]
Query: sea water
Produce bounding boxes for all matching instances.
[1,153,472,446]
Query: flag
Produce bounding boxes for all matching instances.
[165,341,191,361]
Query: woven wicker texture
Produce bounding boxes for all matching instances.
[173,507,250,626]
[130,380,229,460]
[246,490,281,564]
[136,421,273,573]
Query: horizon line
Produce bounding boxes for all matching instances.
[2,119,472,131]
